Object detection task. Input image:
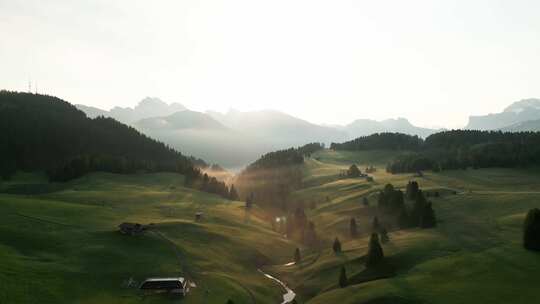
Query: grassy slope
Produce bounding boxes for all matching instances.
[2,149,540,304]
[0,172,295,304]
[273,149,540,304]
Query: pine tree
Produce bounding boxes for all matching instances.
[347,164,361,177]
[380,227,389,243]
[228,184,239,200]
[350,218,358,238]
[363,197,369,206]
[411,190,427,226]
[398,207,409,229]
[286,216,294,238]
[366,233,384,268]
[294,248,301,264]
[524,208,540,251]
[372,216,380,233]
[305,221,318,247]
[420,202,437,228]
[406,181,419,200]
[338,266,348,288]
[333,237,342,254]
[245,192,254,209]
[226,300,234,304]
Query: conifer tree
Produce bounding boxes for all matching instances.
[350,218,358,238]
[398,207,410,229]
[305,221,318,246]
[338,266,348,288]
[372,216,380,232]
[294,248,301,264]
[406,181,419,200]
[411,190,427,226]
[333,237,342,254]
[245,192,254,208]
[228,184,239,200]
[363,197,369,206]
[380,227,389,243]
[420,202,437,228]
[347,164,361,177]
[366,233,384,268]
[524,208,540,251]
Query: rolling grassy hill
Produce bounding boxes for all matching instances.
[0,172,295,304]
[266,149,540,304]
[1,149,540,303]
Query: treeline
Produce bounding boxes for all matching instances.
[245,142,324,172]
[329,130,540,173]
[235,143,324,208]
[377,182,436,229]
[0,91,232,199]
[330,133,423,151]
[387,130,540,173]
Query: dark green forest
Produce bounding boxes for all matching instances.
[236,143,324,208]
[0,91,231,197]
[331,131,540,173]
[330,133,423,151]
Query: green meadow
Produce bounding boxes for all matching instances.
[1,149,540,303]
[0,172,294,304]
[274,149,540,304]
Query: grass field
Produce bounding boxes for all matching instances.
[0,172,295,304]
[1,149,540,303]
[271,149,540,304]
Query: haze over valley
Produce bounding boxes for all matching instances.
[76,97,540,169]
[2,1,540,304]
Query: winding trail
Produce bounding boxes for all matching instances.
[258,269,296,304]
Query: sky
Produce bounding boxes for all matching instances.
[1,0,539,128]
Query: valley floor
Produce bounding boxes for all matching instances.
[1,149,540,303]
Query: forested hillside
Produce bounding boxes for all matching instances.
[331,130,540,173]
[0,91,204,181]
[235,143,324,208]
[330,133,423,151]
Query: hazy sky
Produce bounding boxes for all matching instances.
[1,0,539,128]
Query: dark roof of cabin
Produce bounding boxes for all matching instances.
[140,278,185,290]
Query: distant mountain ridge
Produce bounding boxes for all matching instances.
[207,109,349,146]
[76,97,187,124]
[500,119,540,132]
[76,97,540,170]
[465,98,540,130]
[76,100,446,169]
[136,110,227,131]
[344,117,439,138]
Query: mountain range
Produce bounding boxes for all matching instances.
[76,97,540,169]
[465,98,540,131]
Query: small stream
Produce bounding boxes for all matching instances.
[258,269,296,304]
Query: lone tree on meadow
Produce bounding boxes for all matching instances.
[398,207,410,229]
[245,192,255,209]
[338,266,348,288]
[419,202,437,228]
[406,181,419,200]
[372,216,380,232]
[380,227,389,243]
[350,218,358,238]
[294,248,301,264]
[524,208,540,251]
[347,164,361,177]
[333,237,342,254]
[228,184,239,200]
[366,233,384,268]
